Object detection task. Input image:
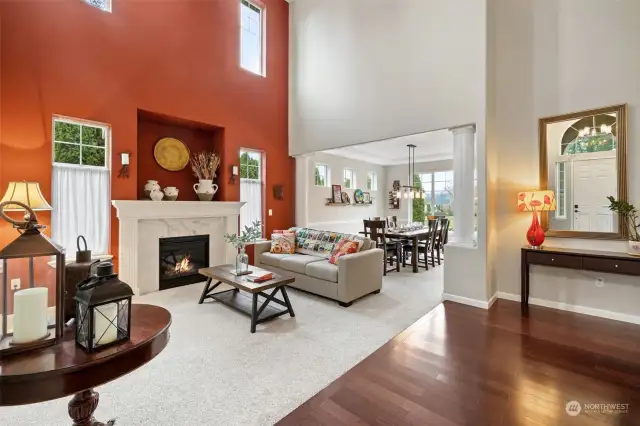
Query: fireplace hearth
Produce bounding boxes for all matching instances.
[159,235,209,290]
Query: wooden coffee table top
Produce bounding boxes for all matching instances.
[199,265,295,293]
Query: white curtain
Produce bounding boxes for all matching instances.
[240,178,262,235]
[52,165,110,255]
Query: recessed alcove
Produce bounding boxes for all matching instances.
[136,109,225,201]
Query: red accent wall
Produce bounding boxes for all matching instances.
[0,0,293,303]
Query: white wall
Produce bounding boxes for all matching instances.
[289,0,487,155]
[385,159,454,222]
[303,152,387,234]
[490,0,640,320]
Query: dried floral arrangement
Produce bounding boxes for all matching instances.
[190,151,221,180]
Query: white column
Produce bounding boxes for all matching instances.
[450,125,476,244]
[295,154,311,227]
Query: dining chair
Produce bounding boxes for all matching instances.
[363,219,401,275]
[435,218,449,265]
[403,219,440,269]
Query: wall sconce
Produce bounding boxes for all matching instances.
[118,152,131,179]
[229,165,239,184]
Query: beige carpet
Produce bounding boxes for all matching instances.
[2,266,443,426]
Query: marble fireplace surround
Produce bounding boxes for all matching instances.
[111,201,245,295]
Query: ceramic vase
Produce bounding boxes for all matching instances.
[164,186,179,201]
[144,180,161,199]
[526,212,545,247]
[629,241,640,257]
[193,179,218,201]
[150,188,164,201]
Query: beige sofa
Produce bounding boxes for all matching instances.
[254,231,383,307]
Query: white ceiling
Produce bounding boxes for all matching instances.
[322,129,453,166]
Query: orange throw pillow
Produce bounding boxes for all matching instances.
[328,239,360,265]
[270,233,296,254]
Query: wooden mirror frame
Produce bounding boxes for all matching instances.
[539,103,628,240]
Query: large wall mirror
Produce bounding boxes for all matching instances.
[540,104,628,239]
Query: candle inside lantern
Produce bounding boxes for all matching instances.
[94,303,118,346]
[13,287,48,344]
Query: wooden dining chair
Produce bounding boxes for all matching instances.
[435,218,449,265]
[364,219,401,275]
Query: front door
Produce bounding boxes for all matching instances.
[572,158,616,232]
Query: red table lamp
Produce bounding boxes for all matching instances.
[517,190,556,248]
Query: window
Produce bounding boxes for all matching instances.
[84,0,111,12]
[315,164,329,187]
[367,172,378,191]
[51,117,111,256]
[343,169,355,189]
[416,171,454,219]
[555,162,567,219]
[240,0,264,76]
[240,149,263,236]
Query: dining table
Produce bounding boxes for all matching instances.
[360,228,431,273]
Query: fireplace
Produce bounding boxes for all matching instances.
[159,235,210,290]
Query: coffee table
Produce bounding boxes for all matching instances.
[198,265,296,333]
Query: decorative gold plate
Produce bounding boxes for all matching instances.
[154,137,190,171]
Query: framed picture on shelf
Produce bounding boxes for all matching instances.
[332,185,342,203]
[363,192,371,204]
[341,192,351,204]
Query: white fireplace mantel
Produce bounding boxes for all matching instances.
[111,201,245,295]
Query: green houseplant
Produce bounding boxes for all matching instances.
[607,196,640,256]
[224,220,262,274]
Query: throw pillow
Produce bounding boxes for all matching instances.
[270,233,295,254]
[328,239,360,265]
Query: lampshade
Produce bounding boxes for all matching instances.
[517,190,556,212]
[0,182,52,211]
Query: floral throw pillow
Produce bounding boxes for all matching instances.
[328,239,360,265]
[270,232,296,254]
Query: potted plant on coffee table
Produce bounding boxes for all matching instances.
[224,220,262,275]
[607,196,640,256]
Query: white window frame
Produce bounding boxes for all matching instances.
[315,163,330,187]
[240,148,262,181]
[52,116,111,171]
[239,148,264,237]
[555,161,567,219]
[83,0,112,12]
[343,168,355,189]
[240,0,266,77]
[367,171,378,191]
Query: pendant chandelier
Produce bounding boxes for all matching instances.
[396,144,425,199]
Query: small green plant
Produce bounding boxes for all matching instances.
[224,220,262,249]
[607,196,640,241]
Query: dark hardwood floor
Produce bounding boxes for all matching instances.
[278,300,640,426]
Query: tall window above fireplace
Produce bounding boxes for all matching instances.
[159,235,210,290]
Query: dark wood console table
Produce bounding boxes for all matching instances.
[0,304,171,425]
[521,246,640,312]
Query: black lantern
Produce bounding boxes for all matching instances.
[74,262,133,353]
[0,200,65,357]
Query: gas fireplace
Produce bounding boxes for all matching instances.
[158,235,209,290]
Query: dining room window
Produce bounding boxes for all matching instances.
[367,172,378,191]
[343,169,355,189]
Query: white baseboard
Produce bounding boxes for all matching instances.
[497,292,640,325]
[443,293,494,309]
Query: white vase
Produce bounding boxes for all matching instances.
[164,186,179,201]
[193,179,218,201]
[629,240,640,257]
[150,188,164,201]
[144,180,161,199]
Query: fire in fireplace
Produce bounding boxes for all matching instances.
[159,235,209,290]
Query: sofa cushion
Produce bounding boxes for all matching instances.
[270,233,296,254]
[279,254,325,274]
[294,228,367,258]
[259,252,291,268]
[328,239,360,265]
[305,260,339,283]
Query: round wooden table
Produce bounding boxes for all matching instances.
[0,304,171,425]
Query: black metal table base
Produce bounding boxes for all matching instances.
[198,279,296,333]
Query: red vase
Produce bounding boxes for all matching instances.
[526,212,545,247]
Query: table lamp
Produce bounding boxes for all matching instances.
[0,181,52,221]
[517,190,556,248]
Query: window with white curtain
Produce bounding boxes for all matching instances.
[240,0,265,76]
[51,117,111,255]
[240,149,263,236]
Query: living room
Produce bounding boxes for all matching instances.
[2,0,640,425]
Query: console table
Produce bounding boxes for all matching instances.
[521,246,640,312]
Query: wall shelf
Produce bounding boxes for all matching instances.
[352,202,373,206]
[325,202,350,207]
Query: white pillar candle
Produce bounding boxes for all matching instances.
[13,287,48,344]
[94,303,118,346]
